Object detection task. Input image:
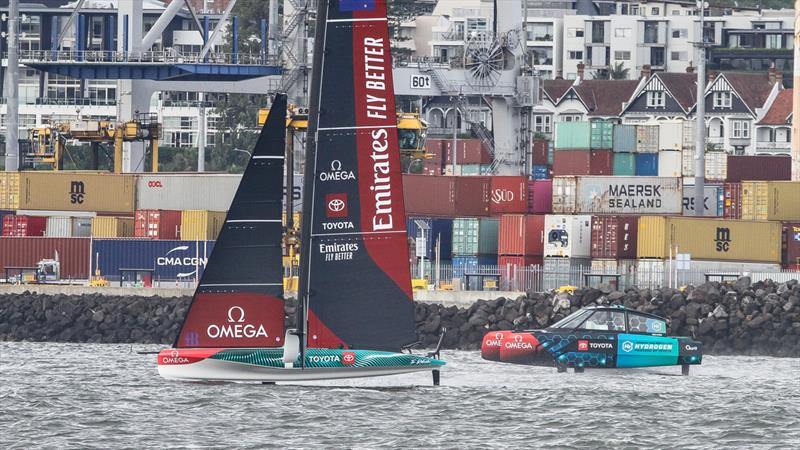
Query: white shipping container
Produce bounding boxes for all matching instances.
[658,150,682,177]
[705,151,727,181]
[544,256,591,290]
[72,217,92,237]
[136,174,303,211]
[544,214,592,258]
[681,120,695,149]
[658,121,683,150]
[636,125,659,153]
[46,217,73,237]
[551,176,682,215]
[682,184,722,217]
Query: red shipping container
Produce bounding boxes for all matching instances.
[590,149,614,176]
[590,215,639,259]
[2,215,47,237]
[454,176,490,216]
[403,175,456,216]
[553,150,591,176]
[134,209,182,239]
[498,254,544,290]
[723,182,742,219]
[498,214,545,256]
[726,155,791,182]
[532,140,549,166]
[425,139,446,163]
[443,139,492,164]
[528,180,553,214]
[0,237,90,279]
[420,159,444,176]
[499,255,543,268]
[783,222,800,266]
[489,176,529,215]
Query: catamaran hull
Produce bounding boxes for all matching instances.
[157,348,444,383]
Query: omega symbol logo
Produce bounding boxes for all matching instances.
[227,306,245,323]
[170,350,179,358]
[331,160,342,171]
[514,335,523,343]
[495,332,503,340]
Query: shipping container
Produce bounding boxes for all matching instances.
[590,149,614,175]
[17,172,135,213]
[784,222,800,266]
[544,214,592,258]
[612,153,636,176]
[590,215,639,259]
[498,255,544,290]
[635,153,658,176]
[454,176,491,216]
[532,165,551,180]
[2,215,47,237]
[637,216,781,263]
[590,259,637,275]
[489,176,529,215]
[658,150,682,177]
[90,239,215,281]
[723,182,742,219]
[452,255,498,281]
[726,155,791,182]
[528,179,553,214]
[681,120,695,149]
[134,209,182,239]
[553,149,590,176]
[498,214,545,256]
[406,217,453,260]
[741,181,800,221]
[636,125,659,153]
[681,148,694,177]
[452,218,499,256]
[543,256,591,290]
[92,216,135,238]
[636,259,782,288]
[612,124,636,152]
[425,138,445,163]
[45,216,92,237]
[658,121,683,150]
[532,140,549,165]
[682,184,723,217]
[551,176,682,215]
[704,151,727,181]
[457,164,489,176]
[443,139,492,164]
[590,121,614,149]
[403,175,456,216]
[0,237,90,280]
[421,158,443,176]
[180,210,226,241]
[554,122,591,149]
[0,172,20,209]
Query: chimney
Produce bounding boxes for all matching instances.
[768,65,777,84]
[775,71,784,86]
[577,63,585,80]
[708,70,716,82]
[640,64,651,79]
[685,62,694,73]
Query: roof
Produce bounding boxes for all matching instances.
[541,79,574,102]
[573,80,640,117]
[721,72,777,112]
[758,88,792,125]
[656,72,697,112]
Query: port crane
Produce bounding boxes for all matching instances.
[19,113,162,173]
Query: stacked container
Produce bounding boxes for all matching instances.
[682,184,723,217]
[612,125,636,153]
[531,139,551,180]
[636,125,659,154]
[90,239,216,282]
[723,182,742,219]
[136,174,241,211]
[613,153,636,176]
[0,172,20,210]
[497,214,545,289]
[741,181,800,221]
[45,216,92,237]
[92,217,135,238]
[726,155,791,182]
[452,218,499,257]
[0,237,90,279]
[551,176,682,215]
[403,175,490,217]
[635,153,658,176]
[553,122,613,176]
[783,222,800,269]
[135,209,182,239]
[13,172,136,214]
[180,210,226,241]
[489,176,529,215]
[2,215,47,237]
[527,179,553,214]
[658,151,682,177]
[406,217,453,260]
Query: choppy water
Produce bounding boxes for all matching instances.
[1,343,798,449]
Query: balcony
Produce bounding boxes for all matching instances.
[755,140,791,152]
[707,136,724,146]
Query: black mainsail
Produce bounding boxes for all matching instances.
[175,94,288,349]
[298,0,416,352]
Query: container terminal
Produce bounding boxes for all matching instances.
[0,0,799,297]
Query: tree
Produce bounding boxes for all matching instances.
[609,62,630,80]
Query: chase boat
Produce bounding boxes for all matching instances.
[157,0,444,384]
[481,305,702,374]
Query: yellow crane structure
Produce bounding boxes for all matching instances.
[20,113,162,173]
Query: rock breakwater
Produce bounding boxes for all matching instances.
[1,277,798,357]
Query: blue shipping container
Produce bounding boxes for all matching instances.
[635,153,659,176]
[91,239,216,281]
[406,217,453,259]
[452,255,498,278]
[532,165,550,180]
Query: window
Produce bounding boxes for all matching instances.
[646,91,665,108]
[534,114,552,133]
[614,28,632,38]
[644,22,659,43]
[568,50,583,60]
[466,18,487,33]
[671,51,687,61]
[580,310,626,331]
[591,22,606,43]
[531,48,553,65]
[550,309,593,329]
[651,47,665,66]
[651,7,660,15]
[567,28,584,38]
[620,4,628,15]
[672,29,688,38]
[529,24,554,41]
[614,51,631,60]
[732,120,750,139]
[560,114,582,122]
[766,35,781,49]
[628,313,666,334]
[714,92,732,108]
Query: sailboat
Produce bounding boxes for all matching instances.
[157,0,445,383]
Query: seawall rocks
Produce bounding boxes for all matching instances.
[1,278,798,357]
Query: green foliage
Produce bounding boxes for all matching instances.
[231,0,272,54]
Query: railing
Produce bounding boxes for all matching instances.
[35,97,116,106]
[410,262,800,293]
[162,100,216,108]
[16,49,280,66]
[755,140,791,150]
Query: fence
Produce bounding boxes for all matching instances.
[410,261,800,293]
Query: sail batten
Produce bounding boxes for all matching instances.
[299,0,416,352]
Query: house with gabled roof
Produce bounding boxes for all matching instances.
[701,69,782,154]
[620,66,697,123]
[754,88,792,154]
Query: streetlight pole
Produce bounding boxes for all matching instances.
[694,1,708,216]
[5,0,19,171]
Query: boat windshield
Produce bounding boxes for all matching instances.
[549,309,593,329]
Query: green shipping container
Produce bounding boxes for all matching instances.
[459,164,492,175]
[554,122,591,150]
[452,217,499,255]
[613,153,636,176]
[612,124,637,152]
[590,121,614,149]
